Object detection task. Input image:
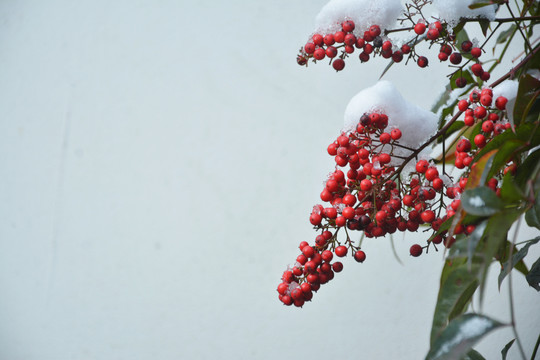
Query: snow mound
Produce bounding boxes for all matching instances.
[315,0,403,35]
[432,0,497,27]
[344,81,438,165]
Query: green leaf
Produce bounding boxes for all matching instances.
[501,339,515,360]
[469,2,495,10]
[525,203,540,229]
[496,25,517,44]
[432,84,453,114]
[513,74,540,127]
[478,19,490,37]
[426,314,506,360]
[475,123,538,164]
[498,237,540,290]
[478,210,522,302]
[431,261,480,343]
[468,221,488,267]
[484,140,522,181]
[526,256,540,291]
[467,150,497,189]
[500,172,524,203]
[464,349,486,360]
[461,187,504,216]
[516,147,540,188]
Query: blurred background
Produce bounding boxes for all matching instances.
[0,1,538,359]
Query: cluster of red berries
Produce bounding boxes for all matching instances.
[455,90,510,166]
[297,20,408,72]
[277,238,366,307]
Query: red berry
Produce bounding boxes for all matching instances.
[410,244,423,257]
[391,128,402,140]
[421,210,435,223]
[425,167,439,181]
[326,46,338,58]
[344,33,356,46]
[416,159,429,173]
[461,40,472,52]
[417,56,428,68]
[456,138,471,153]
[495,96,508,110]
[449,52,462,65]
[380,132,391,144]
[332,261,343,272]
[471,47,482,58]
[342,20,355,32]
[304,42,315,54]
[474,134,486,148]
[312,33,323,46]
[455,77,467,88]
[482,120,494,133]
[342,206,355,219]
[480,95,492,107]
[392,51,404,63]
[354,250,366,262]
[401,44,411,54]
[313,48,325,60]
[360,179,372,191]
[335,245,348,257]
[480,71,491,81]
[471,63,484,77]
[332,58,345,71]
[302,245,315,258]
[474,106,487,119]
[324,34,335,46]
[310,213,322,225]
[414,22,426,35]
[458,100,469,112]
[426,28,439,40]
[334,31,345,43]
[369,25,381,37]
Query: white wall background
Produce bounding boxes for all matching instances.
[0,1,538,359]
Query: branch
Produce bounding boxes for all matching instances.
[383,44,540,182]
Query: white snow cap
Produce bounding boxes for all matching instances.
[344,81,438,164]
[432,0,497,26]
[315,0,403,35]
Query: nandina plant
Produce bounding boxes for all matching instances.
[278,0,540,359]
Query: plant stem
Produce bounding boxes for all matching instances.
[531,332,540,360]
[508,215,528,360]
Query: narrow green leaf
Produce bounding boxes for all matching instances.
[525,204,540,229]
[498,237,540,290]
[461,187,504,216]
[501,339,515,360]
[426,314,505,360]
[515,148,540,188]
[468,2,494,10]
[526,256,540,291]
[432,84,453,114]
[430,261,480,343]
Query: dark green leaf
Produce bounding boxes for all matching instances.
[525,203,540,229]
[475,123,538,164]
[500,172,525,203]
[501,339,515,360]
[478,210,522,302]
[485,140,522,181]
[479,19,490,37]
[438,121,465,143]
[431,261,480,343]
[513,74,540,127]
[526,256,540,291]
[464,349,486,360]
[498,237,540,289]
[426,314,505,360]
[461,187,504,216]
[515,147,540,188]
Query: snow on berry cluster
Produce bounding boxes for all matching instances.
[277,82,513,307]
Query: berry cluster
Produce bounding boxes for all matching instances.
[297,20,408,72]
[278,87,514,306]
